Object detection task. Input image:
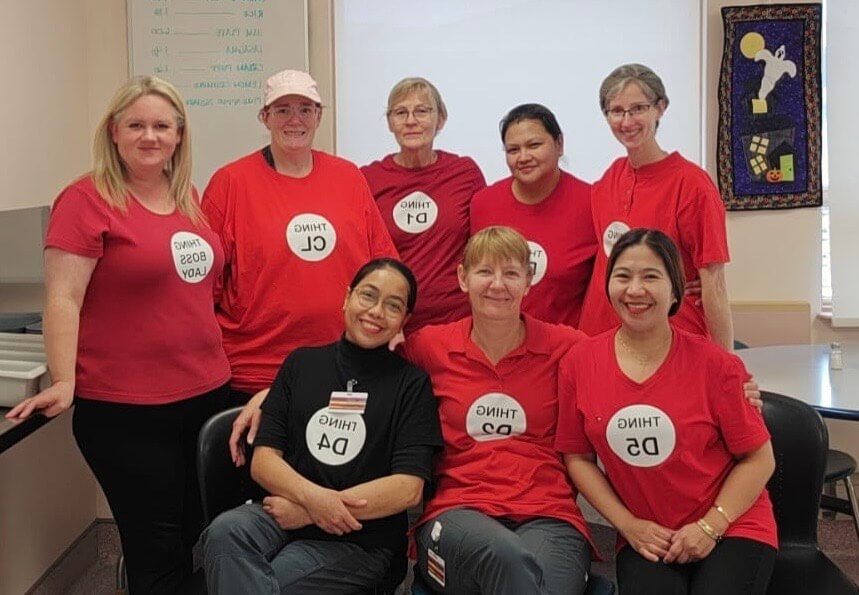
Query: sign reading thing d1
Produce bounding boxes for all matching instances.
[605,404,675,467]
[465,392,527,442]
[602,221,631,256]
[170,231,214,284]
[393,191,438,234]
[286,213,337,262]
[305,407,366,466]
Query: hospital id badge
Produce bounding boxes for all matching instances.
[426,548,446,587]
[328,391,368,414]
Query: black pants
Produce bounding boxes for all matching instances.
[73,384,230,595]
[228,387,253,407]
[616,537,777,595]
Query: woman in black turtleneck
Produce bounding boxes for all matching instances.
[202,258,443,594]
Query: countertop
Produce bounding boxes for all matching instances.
[0,407,54,453]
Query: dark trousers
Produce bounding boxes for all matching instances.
[616,537,776,595]
[73,383,230,595]
[228,387,253,407]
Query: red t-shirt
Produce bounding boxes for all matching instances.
[362,151,485,332]
[470,172,597,327]
[402,315,593,544]
[579,152,729,338]
[555,328,777,551]
[202,150,398,393]
[45,176,231,404]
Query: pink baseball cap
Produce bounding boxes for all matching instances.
[263,70,322,106]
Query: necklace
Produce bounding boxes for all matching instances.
[616,331,671,368]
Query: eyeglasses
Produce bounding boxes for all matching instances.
[354,287,406,317]
[388,106,434,123]
[266,105,320,123]
[604,103,653,121]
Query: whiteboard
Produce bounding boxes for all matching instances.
[128,0,308,191]
[335,0,701,185]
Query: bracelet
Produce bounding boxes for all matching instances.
[713,504,733,525]
[696,518,722,542]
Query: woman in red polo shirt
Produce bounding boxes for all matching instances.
[557,229,776,595]
[403,226,593,595]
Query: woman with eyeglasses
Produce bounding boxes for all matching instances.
[203,258,443,594]
[469,103,597,327]
[578,64,733,350]
[202,69,398,407]
[6,76,231,594]
[362,77,486,332]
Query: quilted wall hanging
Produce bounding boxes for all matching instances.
[717,3,822,210]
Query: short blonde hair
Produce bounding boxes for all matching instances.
[463,226,531,271]
[92,76,201,224]
[386,77,448,121]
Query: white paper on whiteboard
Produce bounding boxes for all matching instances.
[128,0,308,191]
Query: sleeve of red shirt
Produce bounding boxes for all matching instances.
[201,170,233,305]
[358,174,399,259]
[676,170,730,270]
[201,170,230,257]
[44,183,110,259]
[554,348,594,454]
[465,157,488,195]
[398,328,428,369]
[468,186,488,236]
[711,354,771,456]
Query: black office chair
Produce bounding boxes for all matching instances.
[196,407,405,594]
[761,391,859,595]
[733,339,749,350]
[821,448,859,543]
[197,406,266,524]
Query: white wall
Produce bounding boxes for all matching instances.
[335,0,701,184]
[827,0,859,326]
[0,0,90,212]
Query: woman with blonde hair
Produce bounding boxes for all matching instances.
[7,75,230,594]
[403,225,593,594]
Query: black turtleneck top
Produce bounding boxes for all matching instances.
[256,336,443,550]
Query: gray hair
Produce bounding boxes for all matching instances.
[386,77,448,121]
[599,63,669,113]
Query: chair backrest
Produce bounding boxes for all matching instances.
[761,391,829,548]
[197,406,266,524]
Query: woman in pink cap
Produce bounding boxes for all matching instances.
[202,69,398,408]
